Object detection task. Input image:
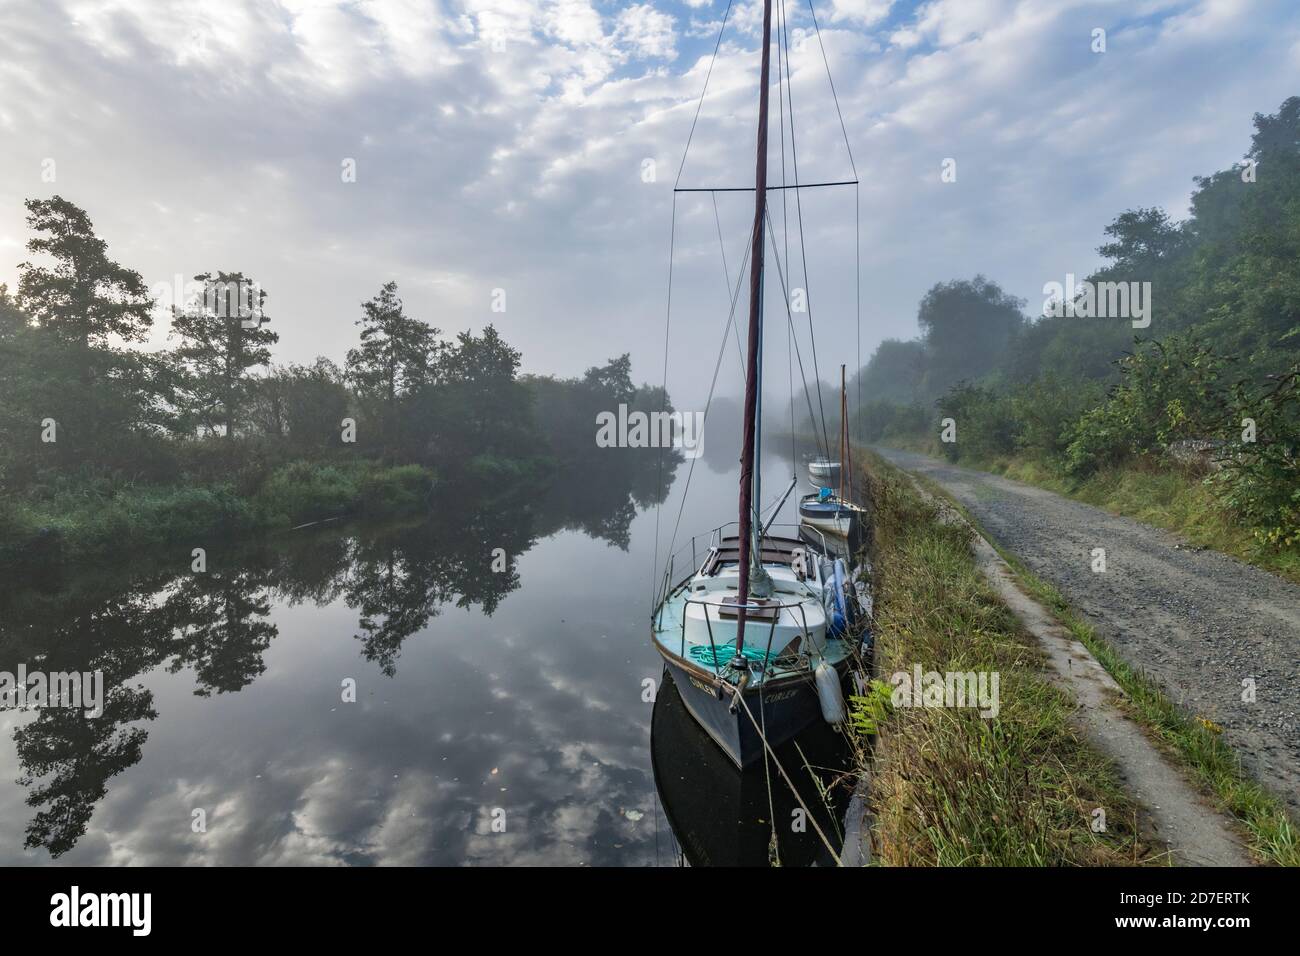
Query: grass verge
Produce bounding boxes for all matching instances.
[895,457,1300,867]
[0,459,437,565]
[852,459,1151,865]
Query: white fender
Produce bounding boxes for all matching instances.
[815,660,846,724]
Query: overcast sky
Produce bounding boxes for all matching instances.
[2,0,1298,410]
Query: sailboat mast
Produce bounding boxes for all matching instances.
[839,364,846,500]
[734,0,774,656]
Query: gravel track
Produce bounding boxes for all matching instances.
[875,446,1300,814]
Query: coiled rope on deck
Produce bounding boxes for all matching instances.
[688,644,785,668]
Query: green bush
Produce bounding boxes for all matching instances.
[854,400,930,444]
[465,453,551,489]
[253,461,360,528]
[1214,366,1300,547]
[130,485,252,542]
[1064,335,1229,477]
[936,383,1017,461]
[0,461,442,566]
[1009,375,1106,461]
[357,464,434,515]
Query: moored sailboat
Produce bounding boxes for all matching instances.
[799,365,866,543]
[649,0,868,768]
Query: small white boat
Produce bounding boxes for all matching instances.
[807,457,840,488]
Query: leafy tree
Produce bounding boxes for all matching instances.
[0,283,25,341]
[1008,374,1106,460]
[14,197,158,461]
[1063,335,1230,476]
[247,358,350,451]
[851,338,926,405]
[170,272,278,440]
[1216,363,1300,548]
[16,196,154,359]
[1247,95,1300,159]
[345,281,440,452]
[916,276,1026,400]
[581,353,636,404]
[935,383,1017,462]
[410,325,539,475]
[1174,97,1300,369]
[1094,207,1187,277]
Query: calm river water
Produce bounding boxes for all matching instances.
[0,450,849,865]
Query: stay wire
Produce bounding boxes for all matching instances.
[764,204,828,463]
[780,0,831,459]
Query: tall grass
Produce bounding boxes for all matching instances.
[904,462,1300,866]
[854,462,1149,865]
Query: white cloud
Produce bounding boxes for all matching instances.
[0,0,1296,404]
[827,0,894,26]
[615,4,678,60]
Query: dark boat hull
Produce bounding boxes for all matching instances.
[651,668,849,866]
[661,655,838,769]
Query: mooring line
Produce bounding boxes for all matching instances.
[731,688,841,862]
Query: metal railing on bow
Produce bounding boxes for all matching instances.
[654,520,833,612]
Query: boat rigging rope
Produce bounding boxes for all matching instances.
[764,204,829,463]
[803,0,862,433]
[655,0,736,603]
[652,192,678,605]
[655,0,863,598]
[656,219,758,598]
[776,0,798,482]
[712,191,747,375]
[777,0,832,461]
[805,0,858,179]
[758,665,780,865]
[673,0,736,189]
[732,687,841,862]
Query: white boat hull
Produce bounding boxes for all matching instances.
[807,459,840,488]
[801,512,853,536]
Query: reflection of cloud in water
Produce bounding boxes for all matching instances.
[1,586,660,865]
[0,459,686,864]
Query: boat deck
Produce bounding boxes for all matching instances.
[652,535,853,684]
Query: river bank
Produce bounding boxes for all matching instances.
[872,445,1300,865]
[851,453,1152,865]
[0,458,497,568]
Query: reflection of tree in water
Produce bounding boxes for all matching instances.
[535,448,678,550]
[700,396,743,476]
[0,562,279,856]
[346,551,441,678]
[165,570,278,696]
[344,503,533,676]
[0,570,178,857]
[0,451,672,857]
[15,688,155,857]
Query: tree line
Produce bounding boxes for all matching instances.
[831,96,1300,549]
[0,196,677,559]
